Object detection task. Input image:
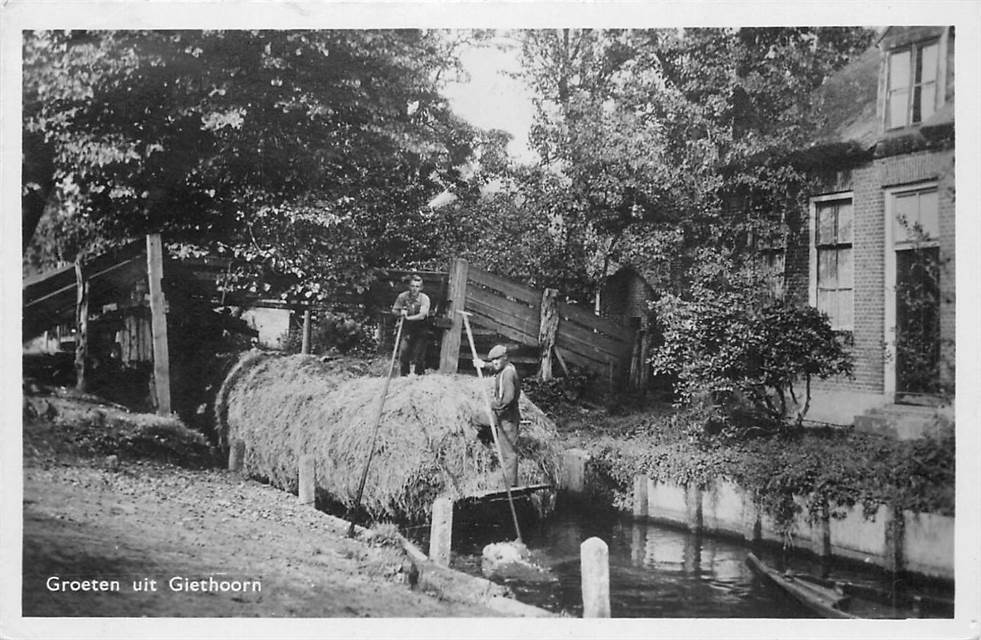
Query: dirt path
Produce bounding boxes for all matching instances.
[22,449,496,617]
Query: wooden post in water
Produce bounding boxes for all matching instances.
[298,454,315,505]
[146,233,172,415]
[438,258,469,374]
[428,496,454,567]
[537,288,559,381]
[815,497,832,559]
[301,308,312,354]
[580,537,610,618]
[633,474,649,519]
[228,439,246,473]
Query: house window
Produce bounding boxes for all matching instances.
[886,40,939,129]
[812,198,853,331]
[893,187,939,246]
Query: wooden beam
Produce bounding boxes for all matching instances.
[538,288,559,381]
[146,234,172,415]
[438,258,468,374]
[74,260,89,393]
[553,345,570,378]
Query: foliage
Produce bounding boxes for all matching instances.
[431,166,601,301]
[522,372,591,414]
[894,243,953,399]
[650,256,853,425]
[23,29,490,301]
[585,409,955,536]
[508,28,876,298]
[284,310,377,356]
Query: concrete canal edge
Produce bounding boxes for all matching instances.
[557,449,954,582]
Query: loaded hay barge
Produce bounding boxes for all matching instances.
[214,352,560,526]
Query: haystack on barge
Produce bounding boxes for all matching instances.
[215,352,560,524]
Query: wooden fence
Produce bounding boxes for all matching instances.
[371,259,638,387]
[462,263,635,382]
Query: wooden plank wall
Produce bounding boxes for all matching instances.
[465,265,635,381]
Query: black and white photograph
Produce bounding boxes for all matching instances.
[2,2,979,639]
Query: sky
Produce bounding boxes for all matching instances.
[441,33,538,165]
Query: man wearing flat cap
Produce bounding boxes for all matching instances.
[473,344,521,487]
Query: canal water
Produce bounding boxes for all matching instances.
[408,501,953,618]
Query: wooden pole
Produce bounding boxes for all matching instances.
[228,439,245,473]
[580,537,610,618]
[428,495,454,567]
[633,474,649,519]
[146,234,172,415]
[553,345,571,378]
[639,321,652,389]
[74,260,89,393]
[301,308,312,354]
[459,311,523,544]
[347,317,404,537]
[438,258,469,374]
[298,454,315,505]
[537,288,559,381]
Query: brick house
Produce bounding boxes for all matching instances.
[780,26,955,435]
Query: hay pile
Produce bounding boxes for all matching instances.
[215,353,561,522]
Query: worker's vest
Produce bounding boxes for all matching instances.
[494,364,521,423]
[395,291,430,334]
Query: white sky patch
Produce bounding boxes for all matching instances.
[442,38,538,165]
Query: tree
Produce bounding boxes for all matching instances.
[512,28,876,297]
[23,29,482,300]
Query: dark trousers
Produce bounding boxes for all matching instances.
[496,416,519,488]
[474,411,520,488]
[397,330,428,376]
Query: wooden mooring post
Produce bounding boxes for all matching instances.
[228,439,245,473]
[633,474,649,519]
[298,454,315,506]
[429,496,454,567]
[580,537,610,617]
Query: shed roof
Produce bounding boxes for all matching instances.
[23,241,147,336]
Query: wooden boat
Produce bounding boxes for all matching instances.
[746,552,954,619]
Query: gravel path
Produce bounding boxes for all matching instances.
[22,419,497,618]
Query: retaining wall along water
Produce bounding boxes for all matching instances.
[558,449,953,581]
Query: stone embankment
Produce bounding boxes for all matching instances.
[558,449,954,581]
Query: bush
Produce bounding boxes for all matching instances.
[651,277,852,426]
[287,310,376,355]
[522,373,590,414]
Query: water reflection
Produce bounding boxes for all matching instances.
[446,506,951,619]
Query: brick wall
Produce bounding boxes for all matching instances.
[791,148,955,396]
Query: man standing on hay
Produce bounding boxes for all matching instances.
[473,344,521,487]
[391,274,431,376]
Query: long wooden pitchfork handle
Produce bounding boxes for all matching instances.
[458,310,523,544]
[347,314,404,537]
